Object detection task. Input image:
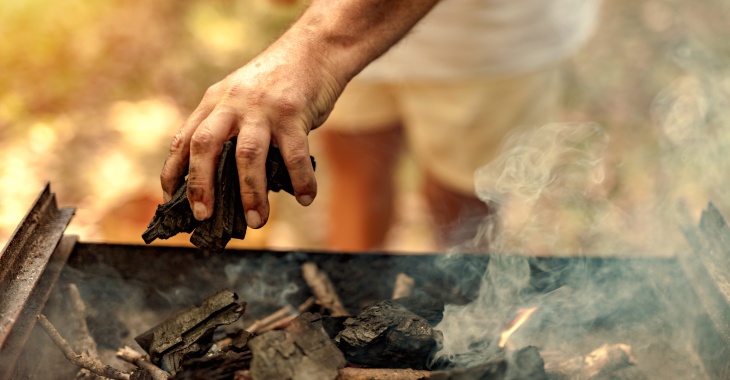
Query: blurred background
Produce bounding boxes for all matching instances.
[2,0,730,256]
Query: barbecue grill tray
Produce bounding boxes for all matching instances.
[3,184,730,379]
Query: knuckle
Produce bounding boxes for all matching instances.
[190,129,215,153]
[204,83,221,99]
[169,131,185,153]
[235,138,264,162]
[284,148,311,170]
[275,97,305,118]
[186,179,207,200]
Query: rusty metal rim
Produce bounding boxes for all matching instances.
[0,183,75,370]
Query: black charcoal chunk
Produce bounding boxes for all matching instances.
[142,140,315,252]
[142,181,200,243]
[335,300,443,370]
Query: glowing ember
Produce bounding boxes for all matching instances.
[498,307,538,348]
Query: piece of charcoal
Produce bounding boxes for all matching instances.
[392,291,445,326]
[173,351,252,380]
[431,346,547,380]
[265,145,316,195]
[190,140,238,251]
[320,315,348,340]
[227,329,254,353]
[142,140,315,252]
[142,181,200,243]
[135,289,246,375]
[335,300,443,370]
[248,313,345,380]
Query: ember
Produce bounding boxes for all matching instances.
[498,307,538,348]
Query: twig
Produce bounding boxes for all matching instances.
[336,367,434,379]
[544,343,635,379]
[257,297,316,333]
[65,284,104,380]
[391,273,415,300]
[116,346,171,380]
[37,314,130,380]
[301,262,350,317]
[244,304,294,333]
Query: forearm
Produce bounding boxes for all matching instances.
[275,0,440,84]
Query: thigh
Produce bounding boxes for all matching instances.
[398,66,563,195]
[324,80,401,132]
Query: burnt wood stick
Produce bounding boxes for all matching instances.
[301,262,350,317]
[236,368,437,380]
[256,297,316,333]
[392,273,415,299]
[116,346,170,380]
[336,367,435,380]
[37,314,131,380]
[243,304,294,333]
[543,344,635,379]
[65,284,105,380]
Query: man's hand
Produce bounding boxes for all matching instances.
[160,0,439,229]
[160,38,343,229]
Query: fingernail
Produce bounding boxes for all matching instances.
[297,194,313,206]
[193,202,209,220]
[246,210,262,229]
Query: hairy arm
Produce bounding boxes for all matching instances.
[160,0,439,229]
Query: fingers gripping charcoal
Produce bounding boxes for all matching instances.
[142,139,315,252]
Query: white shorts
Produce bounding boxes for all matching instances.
[324,67,562,193]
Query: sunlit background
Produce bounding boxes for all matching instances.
[2,0,730,256]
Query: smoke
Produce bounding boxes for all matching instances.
[434,40,730,369]
[473,122,613,256]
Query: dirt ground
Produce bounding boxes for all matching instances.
[2,0,730,256]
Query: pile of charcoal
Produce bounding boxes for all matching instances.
[125,288,546,380]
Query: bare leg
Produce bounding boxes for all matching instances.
[320,126,403,251]
[423,171,498,252]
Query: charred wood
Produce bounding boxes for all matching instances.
[134,289,245,375]
[335,300,443,370]
[190,140,239,252]
[172,351,252,380]
[248,313,346,380]
[142,181,199,243]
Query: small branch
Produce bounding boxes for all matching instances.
[337,367,434,379]
[544,343,635,379]
[37,314,130,380]
[116,346,171,380]
[257,297,316,333]
[244,304,294,333]
[301,262,349,317]
[391,273,415,300]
